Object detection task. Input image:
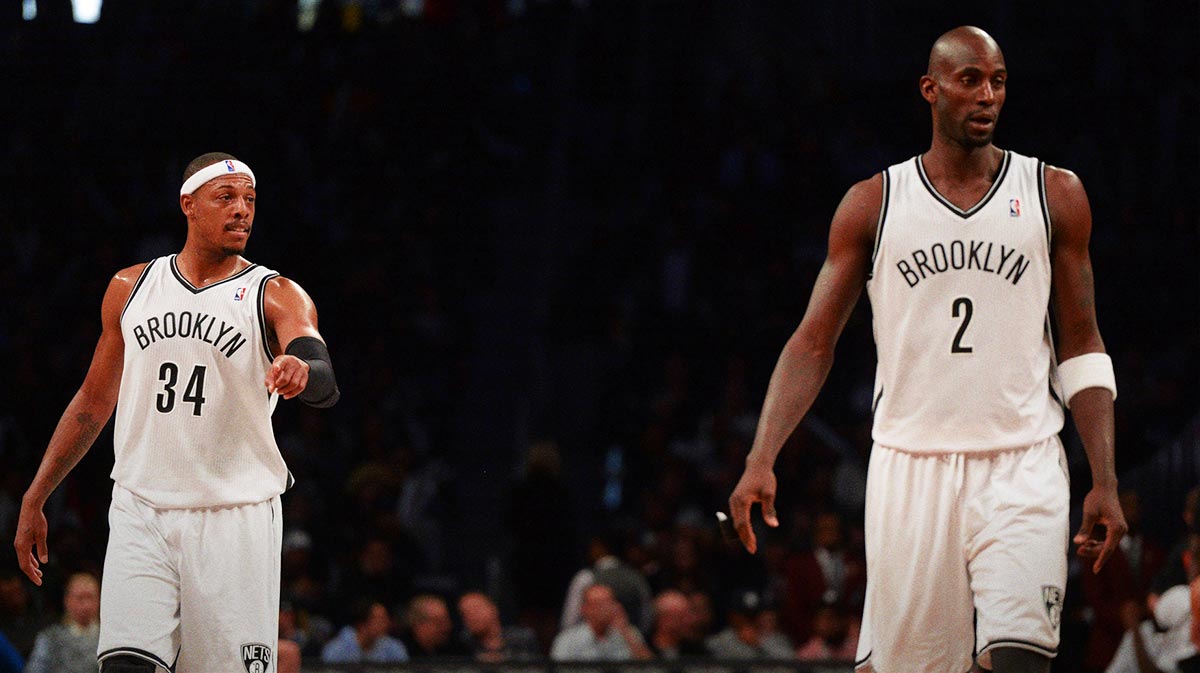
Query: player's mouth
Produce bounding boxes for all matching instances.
[226,224,251,238]
[968,115,995,131]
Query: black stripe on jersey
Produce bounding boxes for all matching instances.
[867,169,891,280]
[98,647,173,671]
[915,150,1011,219]
[120,258,159,324]
[257,272,280,362]
[1044,313,1065,411]
[871,387,884,415]
[1038,161,1052,243]
[168,254,260,295]
[978,638,1057,657]
[854,650,872,666]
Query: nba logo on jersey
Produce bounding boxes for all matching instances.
[1009,198,1021,217]
[225,159,236,172]
[233,287,247,301]
[241,643,272,673]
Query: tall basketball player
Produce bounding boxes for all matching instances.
[13,153,340,673]
[727,27,1125,673]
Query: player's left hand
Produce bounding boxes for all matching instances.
[265,354,310,399]
[1073,485,1127,574]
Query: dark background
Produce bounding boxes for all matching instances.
[0,0,1197,669]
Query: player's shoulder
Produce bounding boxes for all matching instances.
[263,275,317,314]
[1042,163,1086,194]
[832,173,886,241]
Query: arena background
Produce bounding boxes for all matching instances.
[0,1,1197,671]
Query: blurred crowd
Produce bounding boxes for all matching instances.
[0,1,1196,671]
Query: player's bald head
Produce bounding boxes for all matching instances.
[927,26,1004,78]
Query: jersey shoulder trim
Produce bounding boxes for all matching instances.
[1037,161,1052,244]
[119,258,159,323]
[257,272,281,362]
[867,168,891,280]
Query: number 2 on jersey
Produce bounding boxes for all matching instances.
[156,362,208,416]
[951,297,974,354]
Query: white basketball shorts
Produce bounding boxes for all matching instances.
[854,435,1069,673]
[98,484,283,673]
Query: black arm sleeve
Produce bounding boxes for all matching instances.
[285,336,340,408]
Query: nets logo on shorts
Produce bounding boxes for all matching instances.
[241,643,272,673]
[1042,585,1063,628]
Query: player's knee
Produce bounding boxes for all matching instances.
[100,654,161,673]
[989,647,1050,673]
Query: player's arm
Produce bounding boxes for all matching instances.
[728,175,880,553]
[14,265,140,586]
[263,276,339,407]
[1046,166,1125,573]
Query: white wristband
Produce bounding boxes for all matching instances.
[1057,352,1116,408]
[180,159,256,195]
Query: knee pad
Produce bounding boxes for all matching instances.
[101,654,160,673]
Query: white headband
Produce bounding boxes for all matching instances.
[180,159,256,195]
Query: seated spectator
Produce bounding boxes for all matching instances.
[551,584,653,661]
[321,599,409,663]
[24,572,100,673]
[1105,583,1196,673]
[402,593,471,657]
[458,591,541,661]
[648,589,707,658]
[561,528,655,633]
[706,589,794,660]
[796,601,859,661]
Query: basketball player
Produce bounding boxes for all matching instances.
[12,153,340,672]
[728,27,1125,673]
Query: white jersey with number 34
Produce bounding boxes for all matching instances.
[112,254,289,507]
[866,151,1065,452]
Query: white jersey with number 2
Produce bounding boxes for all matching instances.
[113,254,289,507]
[866,150,1065,452]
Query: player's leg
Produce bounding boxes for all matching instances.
[97,485,181,672]
[176,495,283,673]
[856,444,975,673]
[989,647,1050,673]
[968,436,1069,672]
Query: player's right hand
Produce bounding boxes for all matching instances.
[728,463,779,554]
[13,498,49,586]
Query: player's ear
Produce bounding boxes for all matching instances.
[919,75,938,104]
[180,193,194,217]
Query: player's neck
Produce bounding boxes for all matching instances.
[175,247,249,288]
[923,139,1003,184]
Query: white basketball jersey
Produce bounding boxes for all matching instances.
[113,254,290,507]
[866,150,1065,452]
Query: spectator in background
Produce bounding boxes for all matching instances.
[1150,487,1200,610]
[457,591,541,661]
[1083,490,1167,672]
[648,589,706,658]
[706,589,794,660]
[321,599,409,663]
[278,639,302,673]
[796,600,859,661]
[1103,584,1196,673]
[561,527,655,633]
[24,572,100,673]
[782,509,866,644]
[551,583,653,661]
[402,593,470,657]
[0,571,40,657]
[506,440,578,654]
